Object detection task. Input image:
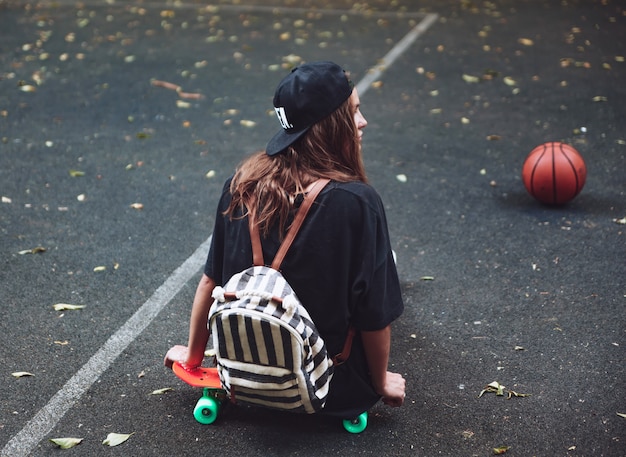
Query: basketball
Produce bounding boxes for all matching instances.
[521,142,587,205]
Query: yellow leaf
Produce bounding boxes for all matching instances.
[53,303,86,311]
[150,387,174,395]
[419,276,434,281]
[69,169,85,177]
[18,246,47,255]
[240,120,256,128]
[493,446,510,454]
[12,371,34,378]
[592,96,608,102]
[102,432,134,447]
[462,74,480,83]
[503,76,517,86]
[49,438,83,449]
[508,390,531,399]
[93,266,106,272]
[518,37,534,46]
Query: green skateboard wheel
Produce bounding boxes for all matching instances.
[193,396,219,424]
[342,411,368,433]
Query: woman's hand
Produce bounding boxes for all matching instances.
[378,371,406,407]
[164,345,189,369]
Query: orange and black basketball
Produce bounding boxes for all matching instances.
[522,142,587,205]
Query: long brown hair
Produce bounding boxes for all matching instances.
[226,95,367,236]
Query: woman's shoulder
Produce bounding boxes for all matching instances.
[326,180,381,201]
[321,181,384,212]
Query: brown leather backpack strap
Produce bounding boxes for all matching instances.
[271,178,330,271]
[332,326,356,366]
[249,214,264,267]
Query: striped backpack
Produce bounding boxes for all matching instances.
[208,179,353,413]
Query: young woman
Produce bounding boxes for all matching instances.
[165,61,406,418]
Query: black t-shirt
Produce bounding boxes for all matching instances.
[204,179,404,417]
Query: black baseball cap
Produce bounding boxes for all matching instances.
[266,61,353,156]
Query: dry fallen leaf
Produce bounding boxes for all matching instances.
[151,79,180,91]
[178,91,203,100]
[18,246,47,255]
[518,37,534,46]
[93,266,106,272]
[503,76,517,86]
[49,437,83,449]
[69,169,85,177]
[462,74,480,83]
[507,390,531,399]
[12,371,35,378]
[493,446,510,455]
[479,381,530,399]
[53,303,86,311]
[102,432,134,447]
[150,387,174,395]
[130,203,144,210]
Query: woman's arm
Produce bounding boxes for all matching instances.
[361,325,406,407]
[164,274,216,369]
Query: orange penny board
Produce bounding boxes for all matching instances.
[172,362,222,389]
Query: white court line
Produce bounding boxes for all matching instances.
[355,13,439,96]
[1,11,437,457]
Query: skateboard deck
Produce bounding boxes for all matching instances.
[172,362,221,388]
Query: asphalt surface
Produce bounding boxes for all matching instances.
[1,0,625,456]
